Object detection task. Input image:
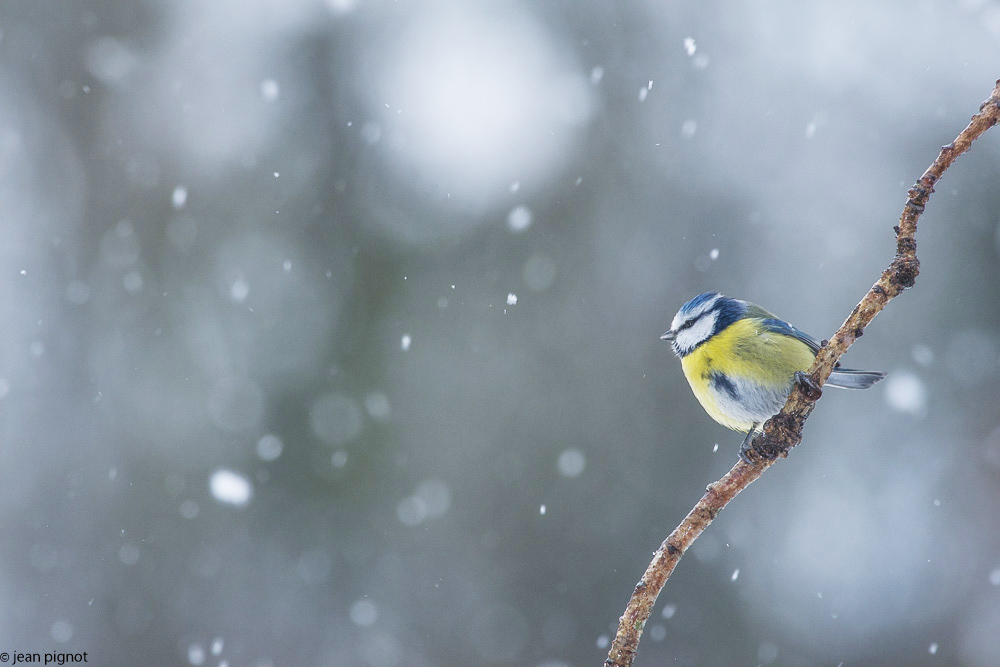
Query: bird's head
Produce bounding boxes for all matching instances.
[661,291,744,357]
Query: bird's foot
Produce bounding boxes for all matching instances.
[739,420,792,464]
[794,371,822,400]
[738,426,759,464]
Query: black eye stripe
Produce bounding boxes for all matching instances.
[678,310,711,331]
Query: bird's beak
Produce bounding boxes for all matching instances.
[660,330,676,342]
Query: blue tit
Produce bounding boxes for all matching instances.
[660,292,885,460]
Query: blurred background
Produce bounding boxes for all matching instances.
[2,1,1000,665]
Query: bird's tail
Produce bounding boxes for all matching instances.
[826,368,886,390]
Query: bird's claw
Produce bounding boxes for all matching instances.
[738,426,759,464]
[794,371,822,400]
[738,439,757,464]
[739,425,789,464]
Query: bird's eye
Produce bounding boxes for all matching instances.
[678,320,694,331]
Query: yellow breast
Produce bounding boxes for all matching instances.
[679,318,816,431]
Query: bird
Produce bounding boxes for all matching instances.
[660,291,885,462]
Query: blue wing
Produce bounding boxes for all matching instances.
[759,317,822,353]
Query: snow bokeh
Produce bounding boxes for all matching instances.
[883,370,928,417]
[346,2,592,247]
[360,4,590,204]
[209,469,253,507]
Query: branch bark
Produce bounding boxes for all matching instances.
[605,79,1000,667]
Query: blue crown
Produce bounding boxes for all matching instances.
[680,291,722,314]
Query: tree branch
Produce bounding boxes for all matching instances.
[605,79,1000,667]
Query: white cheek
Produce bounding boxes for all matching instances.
[676,312,716,351]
